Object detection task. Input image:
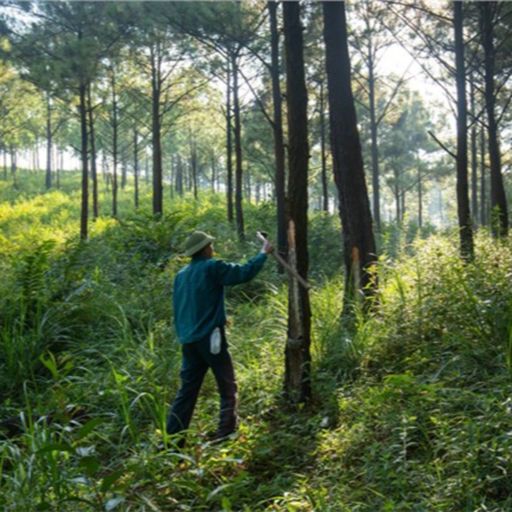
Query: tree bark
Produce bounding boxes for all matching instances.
[417,165,423,229]
[368,42,381,232]
[283,1,312,404]
[470,80,478,225]
[319,81,329,212]
[79,80,89,240]
[176,153,183,195]
[480,124,487,226]
[268,0,288,263]
[87,84,98,219]
[45,91,52,189]
[454,2,474,261]
[226,58,234,223]
[134,128,139,209]
[190,134,198,200]
[480,2,508,237]
[231,52,245,240]
[111,68,119,218]
[323,1,377,310]
[151,43,163,216]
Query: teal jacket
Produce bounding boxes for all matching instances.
[173,252,267,344]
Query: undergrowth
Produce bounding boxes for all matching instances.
[1,171,512,511]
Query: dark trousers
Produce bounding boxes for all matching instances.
[166,329,238,437]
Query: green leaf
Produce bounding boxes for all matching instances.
[75,417,105,441]
[37,442,74,454]
[79,455,100,477]
[100,469,125,493]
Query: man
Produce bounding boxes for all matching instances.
[167,230,272,445]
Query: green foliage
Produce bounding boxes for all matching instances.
[1,174,512,511]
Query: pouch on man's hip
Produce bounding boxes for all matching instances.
[210,327,221,354]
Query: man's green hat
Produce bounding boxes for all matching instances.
[183,230,215,257]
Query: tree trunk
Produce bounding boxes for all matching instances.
[480,124,487,226]
[480,2,508,237]
[190,134,198,200]
[454,2,474,260]
[470,80,478,224]
[3,150,7,180]
[231,52,245,240]
[226,58,234,223]
[45,92,52,189]
[134,128,139,209]
[121,159,127,190]
[323,1,377,310]
[268,0,288,263]
[111,68,119,218]
[283,1,312,404]
[319,81,329,212]
[368,44,381,232]
[176,153,183,195]
[87,84,99,219]
[418,165,423,229]
[79,81,89,240]
[151,44,163,216]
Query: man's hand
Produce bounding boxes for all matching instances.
[261,239,273,254]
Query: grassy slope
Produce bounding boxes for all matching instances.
[1,172,512,512]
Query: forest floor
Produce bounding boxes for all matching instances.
[1,172,512,511]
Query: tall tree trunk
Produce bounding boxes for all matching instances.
[3,150,7,180]
[480,124,487,226]
[190,134,198,200]
[283,1,311,404]
[121,160,127,190]
[319,81,329,212]
[454,2,474,260]
[111,68,119,218]
[231,52,245,240]
[211,150,216,192]
[45,92,52,189]
[368,42,381,232]
[79,81,89,241]
[480,2,508,237]
[323,1,377,310]
[134,128,139,209]
[226,58,234,223]
[470,80,478,224]
[176,153,183,195]
[151,44,163,216]
[87,84,98,219]
[268,0,288,263]
[417,165,423,229]
[10,146,17,187]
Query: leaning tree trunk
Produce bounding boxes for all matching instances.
[283,1,312,404]
[323,1,377,312]
[45,91,52,190]
[480,2,508,237]
[79,80,89,241]
[268,0,288,263]
[231,52,245,241]
[454,2,474,261]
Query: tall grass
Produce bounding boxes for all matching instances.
[1,171,512,510]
